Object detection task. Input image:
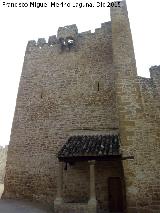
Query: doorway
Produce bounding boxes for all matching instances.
[108,177,124,212]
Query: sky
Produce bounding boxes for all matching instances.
[0,0,159,147]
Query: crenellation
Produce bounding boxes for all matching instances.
[25,40,36,53]
[48,35,57,45]
[94,28,102,34]
[101,22,108,27]
[57,24,78,40]
[150,65,160,80]
[150,65,160,71]
[137,76,154,88]
[37,38,46,47]
[79,30,92,36]
[26,22,113,55]
[149,65,160,96]
[101,21,112,32]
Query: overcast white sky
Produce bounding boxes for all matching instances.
[0,0,159,147]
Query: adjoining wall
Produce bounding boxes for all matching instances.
[111,1,160,212]
[134,71,160,212]
[3,22,118,206]
[0,146,8,184]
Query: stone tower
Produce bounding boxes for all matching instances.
[111,1,140,211]
[3,1,160,212]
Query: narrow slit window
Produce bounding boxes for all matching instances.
[98,82,100,91]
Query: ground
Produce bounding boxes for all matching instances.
[0,184,52,213]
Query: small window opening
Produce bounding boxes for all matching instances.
[59,37,75,51]
[97,82,100,91]
[67,39,74,44]
[64,162,68,170]
[66,38,74,50]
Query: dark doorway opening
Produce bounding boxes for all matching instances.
[108,177,124,212]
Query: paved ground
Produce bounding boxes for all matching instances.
[0,199,52,213]
[0,184,53,212]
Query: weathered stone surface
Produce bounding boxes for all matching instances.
[0,184,4,198]
[3,1,160,213]
[0,146,8,183]
[57,24,78,40]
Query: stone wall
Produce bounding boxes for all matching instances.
[62,160,123,212]
[110,2,160,212]
[134,72,160,212]
[3,21,118,207]
[0,146,8,184]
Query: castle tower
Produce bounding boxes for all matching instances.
[111,1,140,212]
[3,16,122,212]
[3,1,160,212]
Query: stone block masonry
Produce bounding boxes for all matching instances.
[0,146,8,184]
[2,1,160,212]
[3,20,118,208]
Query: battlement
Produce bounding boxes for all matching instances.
[137,76,154,89]
[137,65,160,88]
[26,21,112,53]
[149,65,160,95]
[150,65,160,77]
[57,24,78,40]
[136,66,160,97]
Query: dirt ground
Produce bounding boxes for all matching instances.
[0,184,52,212]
